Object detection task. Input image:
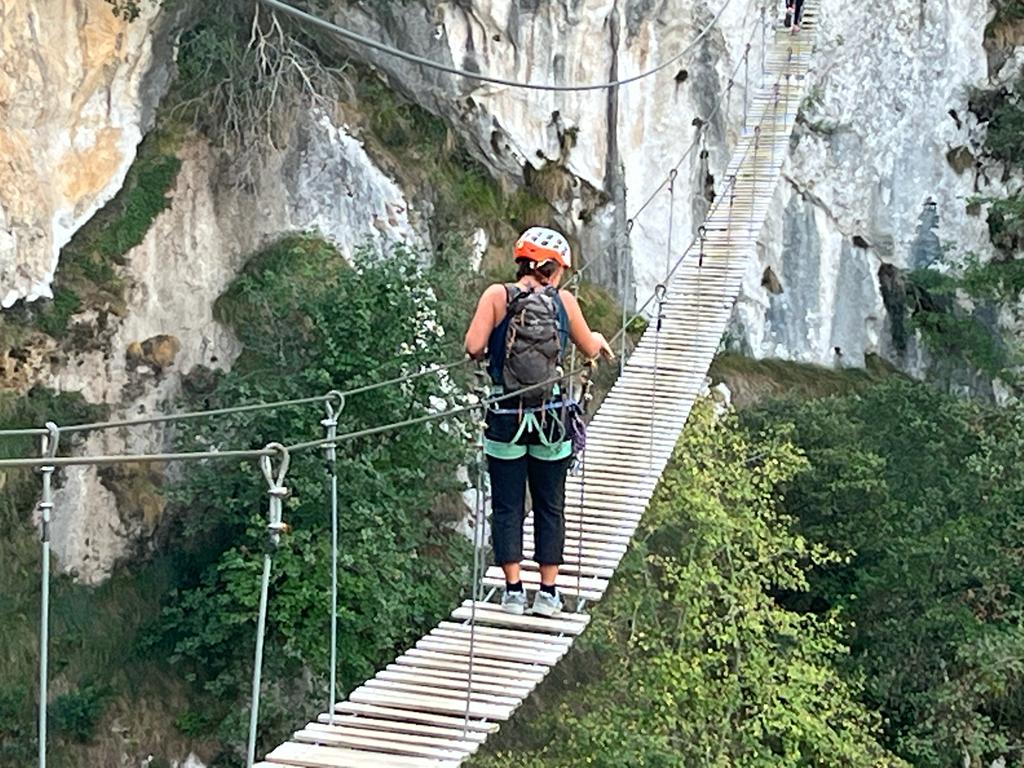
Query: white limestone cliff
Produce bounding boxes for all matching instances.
[0,0,168,308]
[46,111,423,583]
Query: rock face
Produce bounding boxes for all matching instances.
[5,0,1021,578]
[733,0,1018,371]
[319,0,766,296]
[320,0,1018,377]
[0,0,169,308]
[46,110,422,583]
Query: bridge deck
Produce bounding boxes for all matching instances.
[258,6,816,766]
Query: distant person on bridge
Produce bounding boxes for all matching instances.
[784,0,805,31]
[465,227,614,617]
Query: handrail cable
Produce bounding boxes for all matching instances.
[0,70,780,472]
[0,102,770,473]
[0,357,473,440]
[0,1,763,444]
[259,0,733,92]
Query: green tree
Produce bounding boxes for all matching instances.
[742,379,1024,767]
[155,235,476,763]
[472,402,902,768]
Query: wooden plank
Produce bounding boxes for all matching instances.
[330,703,498,734]
[359,679,521,708]
[385,664,535,694]
[347,688,513,721]
[293,727,469,762]
[451,601,590,636]
[267,740,461,768]
[301,723,477,755]
[313,714,488,743]
[414,637,563,666]
[398,650,546,681]
[432,622,574,647]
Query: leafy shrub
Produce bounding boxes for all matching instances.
[904,268,1015,380]
[472,402,902,768]
[984,195,1024,254]
[0,685,34,762]
[157,235,476,757]
[50,684,111,744]
[741,379,1024,766]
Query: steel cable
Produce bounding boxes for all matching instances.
[0,76,783,473]
[259,0,734,92]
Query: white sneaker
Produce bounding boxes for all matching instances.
[531,589,563,617]
[501,588,527,615]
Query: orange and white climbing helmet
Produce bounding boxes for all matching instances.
[514,226,572,269]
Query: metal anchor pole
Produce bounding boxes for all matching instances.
[37,421,59,768]
[321,391,344,726]
[246,443,291,768]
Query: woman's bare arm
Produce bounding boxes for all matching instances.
[560,290,614,360]
[464,284,506,358]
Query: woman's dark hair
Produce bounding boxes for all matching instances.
[515,258,559,281]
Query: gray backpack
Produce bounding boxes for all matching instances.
[503,285,564,408]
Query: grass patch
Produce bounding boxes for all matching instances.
[352,75,551,240]
[2,126,183,341]
[709,352,890,408]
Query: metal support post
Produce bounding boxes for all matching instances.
[37,421,59,768]
[665,170,677,280]
[246,443,291,768]
[619,219,635,373]
[649,284,667,471]
[727,175,737,245]
[743,44,751,129]
[321,391,344,725]
[464,374,489,737]
[752,125,762,231]
[760,3,768,86]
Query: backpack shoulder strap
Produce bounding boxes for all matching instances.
[505,283,523,306]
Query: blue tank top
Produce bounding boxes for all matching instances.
[487,285,570,386]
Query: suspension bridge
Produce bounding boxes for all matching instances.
[2,1,817,766]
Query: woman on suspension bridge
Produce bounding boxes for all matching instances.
[785,0,805,31]
[465,226,614,617]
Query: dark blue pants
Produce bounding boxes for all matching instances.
[785,0,805,26]
[488,454,570,566]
